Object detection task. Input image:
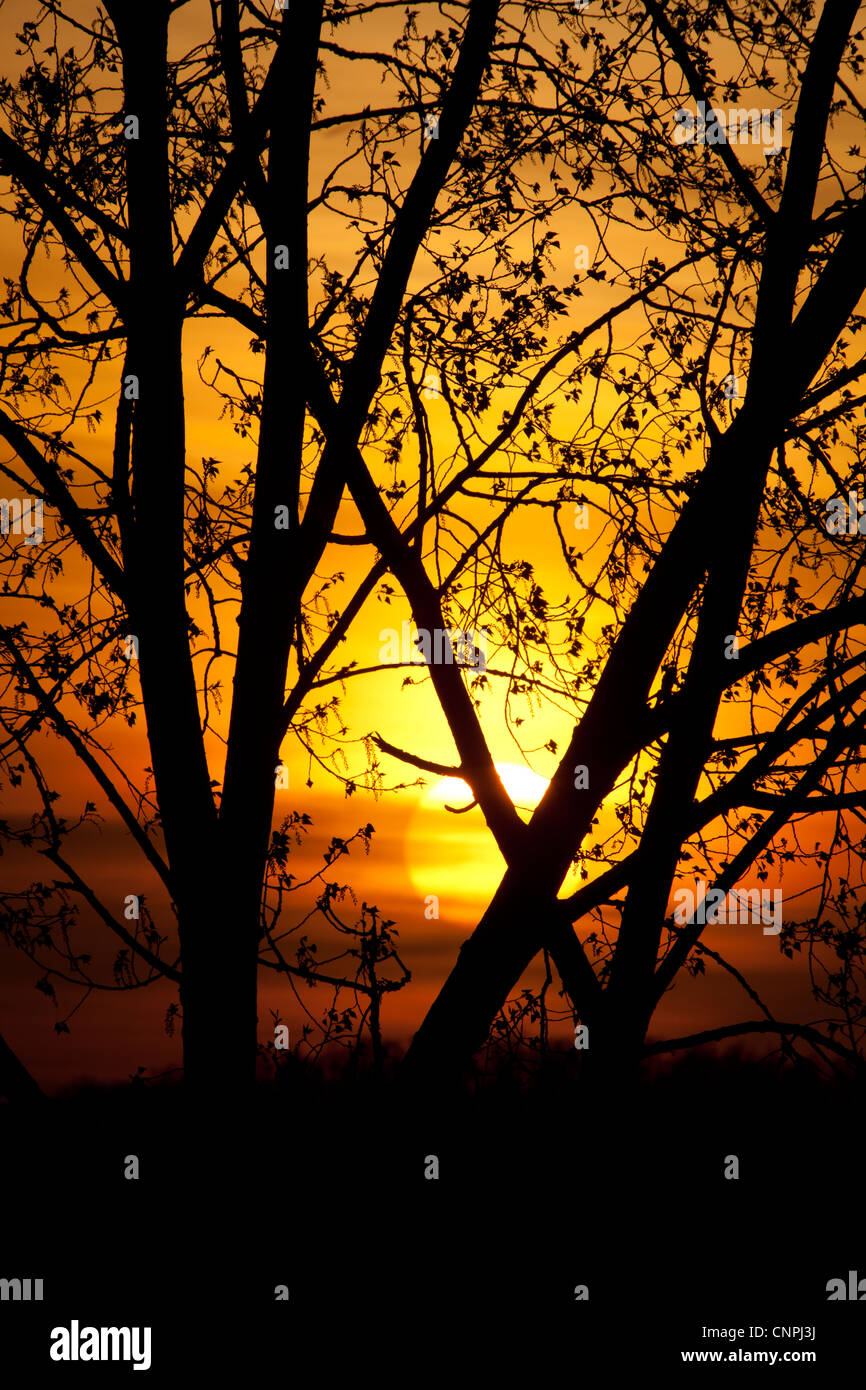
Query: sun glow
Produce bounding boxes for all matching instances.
[404,760,640,915]
[405,763,550,911]
[423,761,550,812]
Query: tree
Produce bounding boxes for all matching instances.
[405,0,866,1085]
[1,0,865,1105]
[0,0,655,1097]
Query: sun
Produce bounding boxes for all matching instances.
[423,761,550,812]
[404,760,634,913]
[405,762,551,911]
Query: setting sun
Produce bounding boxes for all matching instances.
[423,762,551,813]
[405,763,550,907]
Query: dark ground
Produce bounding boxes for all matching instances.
[1,1048,863,1380]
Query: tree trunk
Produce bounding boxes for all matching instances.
[176,888,260,1107]
[403,872,548,1083]
[403,414,768,1084]
[0,1031,44,1102]
[112,3,226,1097]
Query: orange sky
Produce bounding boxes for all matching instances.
[0,1,862,1091]
[0,737,834,1091]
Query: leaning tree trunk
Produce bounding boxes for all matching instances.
[403,412,774,1085]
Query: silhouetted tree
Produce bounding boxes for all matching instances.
[1,0,865,1103]
[0,0,644,1095]
[406,0,866,1085]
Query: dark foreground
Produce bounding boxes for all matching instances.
[1,1049,863,1380]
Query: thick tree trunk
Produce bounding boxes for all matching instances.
[403,874,547,1083]
[579,1006,649,1099]
[176,882,261,1106]
[111,3,227,1097]
[213,2,324,1099]
[0,1031,44,1102]
[403,414,768,1084]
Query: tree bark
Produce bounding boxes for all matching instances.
[111,2,223,1097]
[0,1032,44,1102]
[403,418,746,1080]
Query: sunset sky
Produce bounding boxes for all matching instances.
[0,0,862,1093]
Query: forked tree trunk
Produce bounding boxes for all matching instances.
[110,2,230,1099]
